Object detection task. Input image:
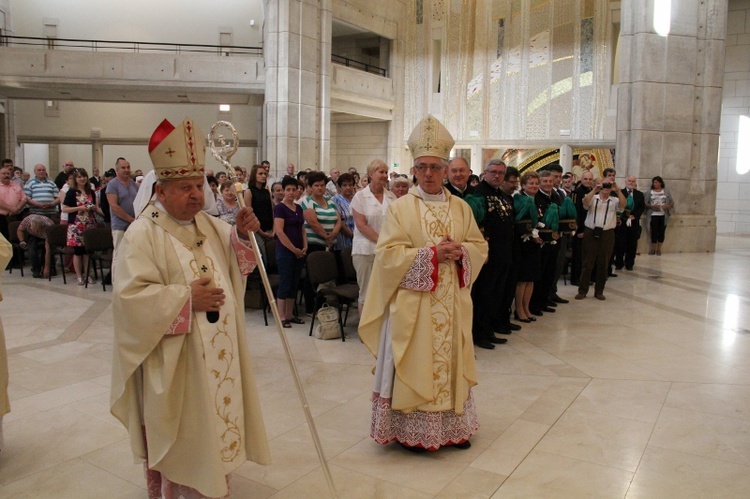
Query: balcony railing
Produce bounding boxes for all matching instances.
[332,53,387,77]
[0,35,262,56]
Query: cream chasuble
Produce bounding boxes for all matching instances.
[157,215,247,471]
[111,207,270,498]
[359,187,488,449]
[0,234,12,421]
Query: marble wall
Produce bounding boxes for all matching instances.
[617,0,726,253]
[718,0,750,234]
[330,121,389,173]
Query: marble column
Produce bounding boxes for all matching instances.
[616,0,727,253]
[263,0,331,178]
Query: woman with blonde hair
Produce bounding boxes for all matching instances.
[351,159,396,315]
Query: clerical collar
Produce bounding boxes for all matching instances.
[154,200,194,226]
[417,185,446,201]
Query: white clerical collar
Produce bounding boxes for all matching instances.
[417,185,446,201]
[154,200,195,226]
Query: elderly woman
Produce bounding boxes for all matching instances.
[645,175,674,255]
[351,159,397,315]
[332,173,356,281]
[389,175,411,198]
[216,180,240,225]
[301,170,342,314]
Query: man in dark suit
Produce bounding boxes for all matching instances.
[614,175,646,271]
[445,157,475,198]
[529,170,561,315]
[470,160,515,349]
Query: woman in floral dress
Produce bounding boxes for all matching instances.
[62,168,102,285]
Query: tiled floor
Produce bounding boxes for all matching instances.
[2,235,750,498]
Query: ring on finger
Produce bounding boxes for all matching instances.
[213,301,220,307]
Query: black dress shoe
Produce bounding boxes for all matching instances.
[400,443,428,453]
[551,295,569,304]
[530,309,544,317]
[625,266,633,271]
[452,440,471,449]
[546,301,558,308]
[490,336,508,344]
[514,312,532,323]
[474,340,495,350]
[495,328,512,335]
[615,266,623,270]
[570,280,579,286]
[540,306,556,313]
[505,322,522,331]
[608,272,618,277]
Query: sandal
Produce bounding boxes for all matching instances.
[289,316,305,325]
[77,277,84,286]
[282,320,292,328]
[87,277,96,285]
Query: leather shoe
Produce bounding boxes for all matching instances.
[400,443,427,453]
[530,309,544,317]
[594,294,606,301]
[625,266,633,271]
[514,312,532,323]
[474,340,495,350]
[615,266,623,270]
[546,301,558,308]
[504,322,522,331]
[490,336,507,344]
[551,295,569,304]
[540,306,556,313]
[575,293,586,300]
[452,440,472,449]
[608,272,618,277]
[495,328,512,335]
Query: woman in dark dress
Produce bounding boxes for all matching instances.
[273,177,307,328]
[243,164,274,259]
[513,171,543,323]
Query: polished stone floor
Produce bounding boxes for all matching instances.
[1,235,750,498]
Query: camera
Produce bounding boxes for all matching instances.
[601,182,612,189]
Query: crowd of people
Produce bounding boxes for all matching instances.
[0,114,678,494]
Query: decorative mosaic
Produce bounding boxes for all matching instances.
[580,17,594,73]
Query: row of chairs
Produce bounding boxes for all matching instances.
[6,221,113,291]
[249,239,359,341]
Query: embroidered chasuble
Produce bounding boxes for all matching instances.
[111,206,270,498]
[0,234,12,426]
[359,187,488,450]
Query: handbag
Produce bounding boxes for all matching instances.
[313,303,341,340]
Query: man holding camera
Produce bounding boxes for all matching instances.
[575,177,626,301]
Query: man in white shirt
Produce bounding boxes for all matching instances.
[575,178,627,301]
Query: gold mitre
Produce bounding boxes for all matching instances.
[148,117,206,180]
[407,114,455,161]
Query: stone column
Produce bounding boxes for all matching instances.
[616,0,726,253]
[264,0,330,178]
